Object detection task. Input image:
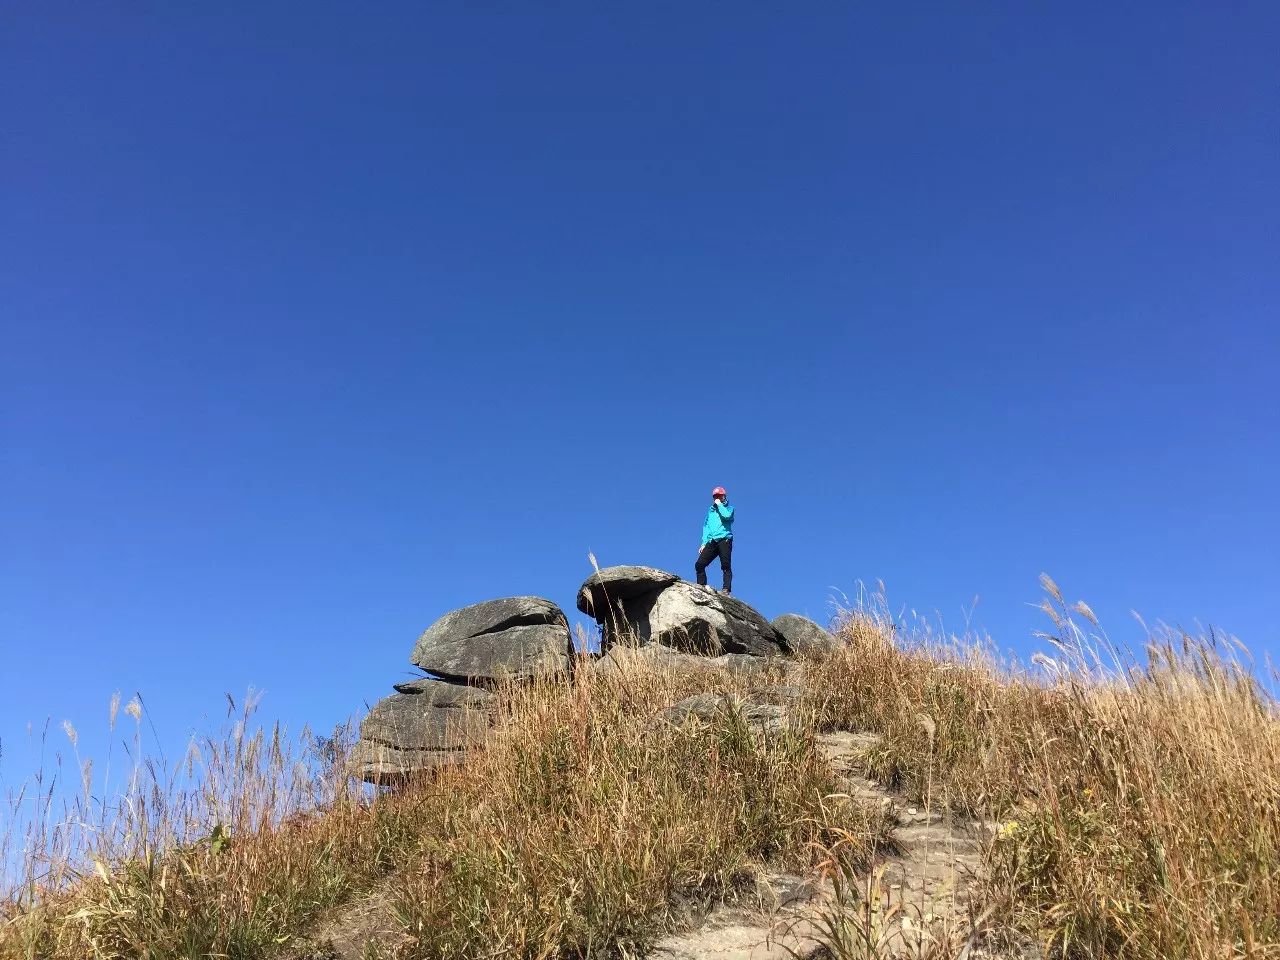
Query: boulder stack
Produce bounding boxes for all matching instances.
[350,596,572,785]
[350,569,829,785]
[577,566,790,657]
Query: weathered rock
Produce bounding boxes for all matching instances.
[359,683,493,749]
[576,565,679,617]
[348,739,469,786]
[658,692,791,734]
[576,566,678,647]
[579,567,790,657]
[591,643,778,678]
[393,675,479,695]
[711,653,777,676]
[591,643,702,676]
[771,613,838,655]
[649,582,790,657]
[352,678,496,784]
[415,596,562,648]
[716,592,793,656]
[410,596,572,683]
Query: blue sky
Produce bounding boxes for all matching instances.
[2,3,1278,783]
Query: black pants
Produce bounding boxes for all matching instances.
[695,539,733,592]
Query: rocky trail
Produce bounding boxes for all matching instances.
[650,728,991,960]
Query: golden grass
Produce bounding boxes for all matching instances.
[3,582,1277,960]
[0,648,869,959]
[375,657,868,958]
[805,587,1280,959]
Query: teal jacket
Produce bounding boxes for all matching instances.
[701,500,735,544]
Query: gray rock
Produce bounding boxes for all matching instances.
[712,653,779,676]
[412,595,563,652]
[772,614,838,655]
[410,596,572,683]
[348,739,469,786]
[715,592,793,656]
[359,683,494,749]
[649,582,790,657]
[352,678,495,785]
[393,675,492,696]
[576,565,679,617]
[576,566,679,648]
[578,567,790,658]
[658,692,792,734]
[591,643,776,678]
[646,581,723,653]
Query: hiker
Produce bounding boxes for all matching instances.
[696,486,734,594]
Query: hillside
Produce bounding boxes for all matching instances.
[2,574,1277,960]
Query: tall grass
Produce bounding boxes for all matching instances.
[1,693,369,958]
[4,582,1276,960]
[0,647,872,959]
[376,657,869,958]
[805,581,1280,959]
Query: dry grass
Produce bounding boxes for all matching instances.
[0,647,864,959]
[0,695,384,959]
[3,580,1277,960]
[805,582,1280,959]
[374,657,862,958]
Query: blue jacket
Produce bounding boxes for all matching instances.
[702,500,735,544]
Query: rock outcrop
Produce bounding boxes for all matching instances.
[771,613,838,655]
[591,641,789,680]
[352,596,572,784]
[577,566,790,657]
[352,572,826,785]
[411,596,572,683]
[576,566,679,646]
[350,678,497,784]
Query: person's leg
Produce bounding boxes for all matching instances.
[717,539,733,593]
[695,543,716,586]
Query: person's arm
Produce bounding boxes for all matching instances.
[700,509,715,551]
[713,501,734,519]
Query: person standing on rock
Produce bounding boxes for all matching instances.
[696,486,734,594]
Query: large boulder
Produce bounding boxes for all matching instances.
[576,565,679,617]
[649,581,790,657]
[355,595,573,785]
[576,566,678,647]
[592,642,785,679]
[411,596,572,683]
[577,566,789,657]
[351,678,495,785]
[772,614,839,655]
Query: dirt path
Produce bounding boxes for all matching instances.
[650,731,990,959]
[292,711,1001,960]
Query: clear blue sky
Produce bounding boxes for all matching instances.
[2,4,1277,780]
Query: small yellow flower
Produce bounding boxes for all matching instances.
[999,820,1020,839]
